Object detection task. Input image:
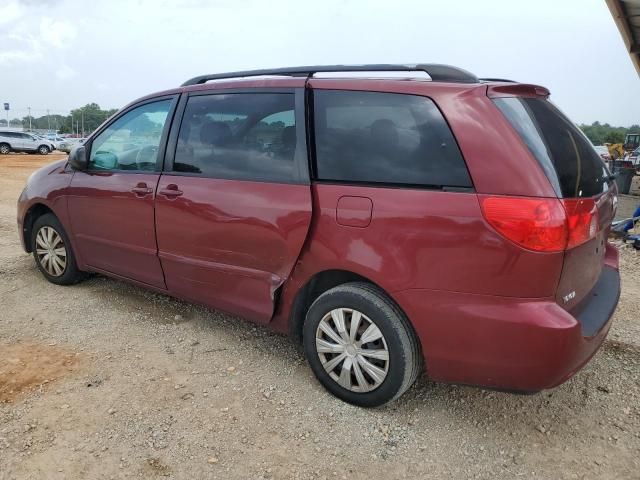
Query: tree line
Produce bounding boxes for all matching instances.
[579,122,640,145]
[0,103,118,135]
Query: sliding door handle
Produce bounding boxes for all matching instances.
[158,184,183,198]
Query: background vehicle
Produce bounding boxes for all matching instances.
[17,64,621,407]
[624,132,640,152]
[0,131,54,154]
[606,142,627,159]
[594,145,611,161]
[57,137,86,153]
[43,134,66,149]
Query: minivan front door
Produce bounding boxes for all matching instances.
[67,97,176,288]
[155,90,312,322]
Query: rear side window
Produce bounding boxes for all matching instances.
[312,90,471,188]
[174,93,297,182]
[493,97,609,198]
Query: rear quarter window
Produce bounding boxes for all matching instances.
[493,97,609,198]
[312,90,472,188]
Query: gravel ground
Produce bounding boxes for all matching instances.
[0,154,639,480]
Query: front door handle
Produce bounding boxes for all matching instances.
[131,182,153,196]
[158,184,183,198]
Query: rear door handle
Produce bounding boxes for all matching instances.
[158,184,183,198]
[131,182,153,196]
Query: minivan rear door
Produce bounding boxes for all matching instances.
[155,89,312,323]
[492,94,617,311]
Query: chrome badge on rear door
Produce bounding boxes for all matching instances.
[563,291,576,304]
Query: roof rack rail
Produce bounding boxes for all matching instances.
[479,78,517,83]
[181,64,479,87]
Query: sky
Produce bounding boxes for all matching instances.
[0,0,639,125]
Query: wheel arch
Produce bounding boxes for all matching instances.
[287,269,412,346]
[22,203,55,252]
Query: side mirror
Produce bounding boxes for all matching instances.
[68,145,88,171]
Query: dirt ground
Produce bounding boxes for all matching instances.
[0,153,639,480]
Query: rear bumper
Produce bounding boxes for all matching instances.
[394,247,620,392]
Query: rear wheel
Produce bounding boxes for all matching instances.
[31,213,84,285]
[0,143,10,154]
[303,282,422,407]
[38,145,50,155]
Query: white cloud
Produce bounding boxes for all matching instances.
[39,17,77,48]
[0,2,23,26]
[1,0,639,125]
[0,50,41,64]
[56,65,77,80]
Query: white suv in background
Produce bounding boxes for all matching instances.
[0,131,55,155]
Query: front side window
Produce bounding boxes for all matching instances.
[173,93,297,182]
[312,90,472,188]
[89,99,172,172]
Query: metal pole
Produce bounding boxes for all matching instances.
[28,107,31,131]
[81,110,84,137]
[47,109,51,134]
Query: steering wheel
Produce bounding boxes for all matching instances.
[135,145,158,170]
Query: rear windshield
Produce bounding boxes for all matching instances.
[493,97,609,198]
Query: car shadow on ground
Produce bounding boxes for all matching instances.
[71,272,633,431]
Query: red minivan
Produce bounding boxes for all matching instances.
[17,65,620,406]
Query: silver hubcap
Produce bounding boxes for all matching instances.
[316,308,389,393]
[35,226,67,277]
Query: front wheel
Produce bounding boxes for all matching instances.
[303,282,422,407]
[38,145,50,155]
[31,213,85,285]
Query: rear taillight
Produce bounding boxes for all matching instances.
[480,196,598,252]
[563,198,598,249]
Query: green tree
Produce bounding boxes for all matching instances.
[579,122,636,145]
[69,103,118,136]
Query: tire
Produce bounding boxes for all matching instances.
[38,145,50,155]
[31,213,84,285]
[0,143,10,154]
[303,282,422,407]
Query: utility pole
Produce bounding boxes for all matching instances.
[81,110,84,137]
[47,109,51,134]
[28,107,31,131]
